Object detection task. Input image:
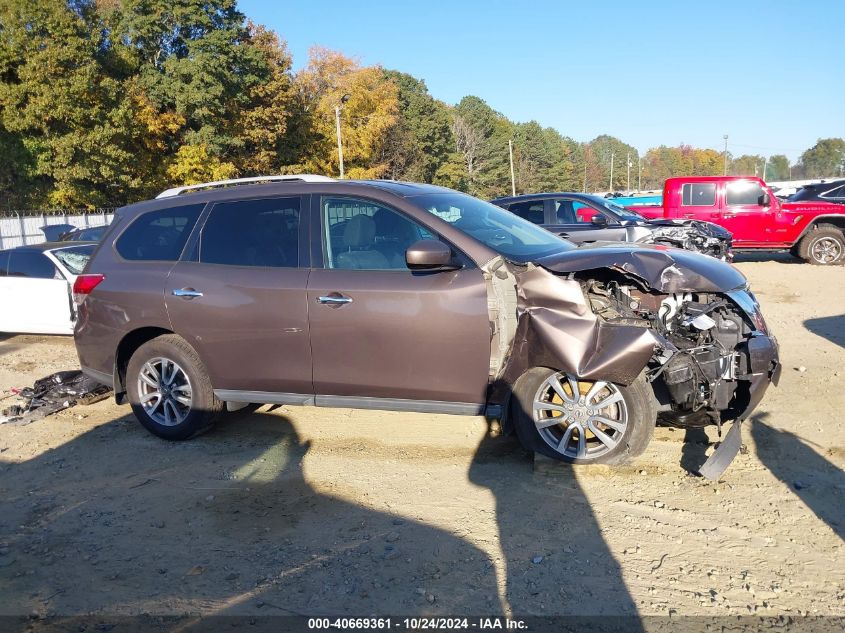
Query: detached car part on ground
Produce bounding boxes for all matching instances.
[73,176,779,477]
[490,192,733,261]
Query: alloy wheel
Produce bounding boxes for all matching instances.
[137,357,193,427]
[532,373,629,460]
[810,236,842,264]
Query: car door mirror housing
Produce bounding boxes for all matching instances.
[759,193,771,207]
[591,214,609,227]
[405,240,458,270]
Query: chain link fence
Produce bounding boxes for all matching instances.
[0,209,115,249]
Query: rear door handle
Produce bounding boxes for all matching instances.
[723,213,736,219]
[317,294,353,306]
[172,288,203,299]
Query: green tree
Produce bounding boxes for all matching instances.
[731,154,766,177]
[767,154,790,181]
[381,71,453,182]
[586,135,639,192]
[799,138,845,178]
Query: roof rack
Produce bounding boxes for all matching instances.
[156,174,335,199]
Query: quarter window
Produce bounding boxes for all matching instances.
[322,197,432,270]
[116,204,204,261]
[682,183,717,206]
[7,252,59,279]
[726,181,766,206]
[200,197,300,268]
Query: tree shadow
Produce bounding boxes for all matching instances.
[751,413,844,541]
[804,315,845,350]
[468,405,643,624]
[0,409,503,623]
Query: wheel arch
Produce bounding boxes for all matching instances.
[113,326,174,404]
[794,216,845,242]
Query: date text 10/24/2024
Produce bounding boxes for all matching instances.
[308,617,528,630]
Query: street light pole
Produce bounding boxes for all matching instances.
[638,157,642,192]
[626,151,631,194]
[583,156,587,193]
[508,139,516,196]
[609,151,614,192]
[723,134,729,176]
[335,94,351,179]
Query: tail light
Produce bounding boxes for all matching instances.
[73,274,105,305]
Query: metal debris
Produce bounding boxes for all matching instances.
[0,370,111,426]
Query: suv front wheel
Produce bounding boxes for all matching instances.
[511,368,656,465]
[127,334,223,440]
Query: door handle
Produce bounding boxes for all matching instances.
[172,288,204,299]
[317,294,353,305]
[682,213,695,218]
[723,213,736,219]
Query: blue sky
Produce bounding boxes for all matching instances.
[240,0,843,161]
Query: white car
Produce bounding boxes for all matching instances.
[0,242,97,335]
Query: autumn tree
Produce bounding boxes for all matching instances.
[731,154,765,177]
[586,135,639,192]
[295,47,398,179]
[767,155,790,181]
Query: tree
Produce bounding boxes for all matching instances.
[585,135,639,192]
[767,154,790,181]
[381,71,452,182]
[731,154,765,177]
[296,47,399,178]
[799,138,845,178]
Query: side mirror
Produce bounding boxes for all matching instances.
[405,239,458,271]
[590,214,609,227]
[759,193,771,207]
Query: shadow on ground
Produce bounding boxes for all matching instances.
[804,315,845,350]
[751,413,844,542]
[731,252,802,265]
[0,406,643,626]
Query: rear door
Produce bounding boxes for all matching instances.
[0,251,74,335]
[307,195,490,408]
[165,196,312,395]
[676,182,720,222]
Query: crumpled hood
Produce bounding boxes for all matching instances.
[645,218,732,239]
[534,243,747,293]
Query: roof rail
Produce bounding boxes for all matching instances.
[156,174,335,199]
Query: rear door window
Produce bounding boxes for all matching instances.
[507,201,545,224]
[116,204,204,261]
[682,183,717,206]
[7,252,59,279]
[200,197,301,267]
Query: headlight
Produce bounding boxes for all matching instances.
[727,289,768,334]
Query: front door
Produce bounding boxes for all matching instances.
[719,180,775,247]
[0,251,74,335]
[307,195,491,407]
[545,198,629,243]
[165,196,312,395]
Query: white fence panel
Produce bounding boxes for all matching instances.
[0,212,114,249]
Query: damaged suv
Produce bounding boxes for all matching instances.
[491,192,733,260]
[73,176,779,474]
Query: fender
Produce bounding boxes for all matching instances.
[792,215,845,243]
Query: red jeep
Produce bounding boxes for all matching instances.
[632,176,845,265]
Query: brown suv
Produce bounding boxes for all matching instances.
[73,176,780,469]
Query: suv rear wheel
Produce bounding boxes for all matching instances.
[127,334,223,440]
[511,367,656,465]
[797,225,845,265]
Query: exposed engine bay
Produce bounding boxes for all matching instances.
[640,219,733,261]
[583,276,764,427]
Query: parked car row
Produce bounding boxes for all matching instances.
[629,176,845,265]
[63,175,779,475]
[490,192,733,260]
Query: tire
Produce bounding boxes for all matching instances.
[126,334,223,440]
[797,225,845,265]
[511,367,656,465]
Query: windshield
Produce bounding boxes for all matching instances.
[52,244,95,275]
[412,192,574,262]
[587,196,647,221]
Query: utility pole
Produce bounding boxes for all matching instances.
[723,135,729,176]
[762,158,768,182]
[626,152,631,194]
[508,140,516,196]
[609,151,614,192]
[638,157,642,192]
[583,157,588,193]
[335,94,351,179]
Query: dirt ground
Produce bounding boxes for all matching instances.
[0,254,843,625]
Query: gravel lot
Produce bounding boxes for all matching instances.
[0,254,843,624]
